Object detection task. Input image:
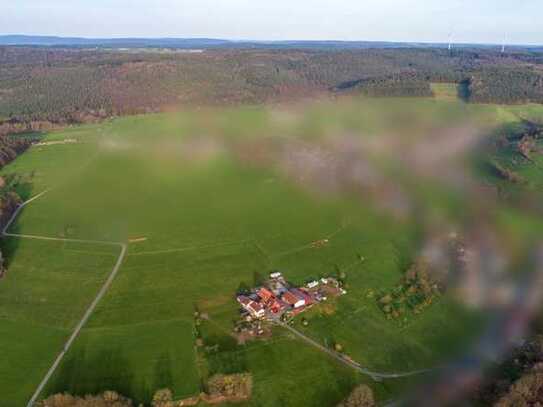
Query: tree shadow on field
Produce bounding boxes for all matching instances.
[458,79,472,103]
[44,346,136,401]
[1,222,22,278]
[0,176,42,277]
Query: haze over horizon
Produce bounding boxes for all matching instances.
[3,0,542,46]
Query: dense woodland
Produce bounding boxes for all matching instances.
[1,47,543,133]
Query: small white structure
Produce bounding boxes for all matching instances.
[307,281,319,289]
[292,298,305,309]
[270,272,282,279]
[320,278,329,284]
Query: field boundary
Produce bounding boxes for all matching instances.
[276,320,432,380]
[127,238,253,256]
[2,190,127,407]
[2,192,427,403]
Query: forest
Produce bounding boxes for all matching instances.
[1,47,543,134]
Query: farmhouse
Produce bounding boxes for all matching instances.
[235,272,345,326]
[237,295,265,318]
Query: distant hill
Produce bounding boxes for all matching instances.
[1,35,541,51]
[0,35,231,48]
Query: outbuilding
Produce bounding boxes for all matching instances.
[282,291,305,309]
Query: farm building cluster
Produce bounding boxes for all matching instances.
[236,272,346,322]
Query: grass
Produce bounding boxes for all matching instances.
[198,322,409,407]
[431,83,460,101]
[476,104,543,191]
[1,101,540,406]
[0,239,119,406]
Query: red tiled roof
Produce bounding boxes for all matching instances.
[257,287,274,302]
[270,299,286,312]
[282,291,300,305]
[296,289,313,305]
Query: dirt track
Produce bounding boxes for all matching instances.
[2,191,127,407]
[275,320,431,380]
[4,191,428,405]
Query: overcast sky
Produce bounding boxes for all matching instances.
[2,0,542,45]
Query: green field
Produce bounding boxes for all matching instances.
[0,239,119,405]
[430,83,460,101]
[1,102,542,406]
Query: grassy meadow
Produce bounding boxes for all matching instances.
[430,83,460,101]
[0,239,119,405]
[1,100,541,406]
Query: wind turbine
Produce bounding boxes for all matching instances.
[447,27,455,54]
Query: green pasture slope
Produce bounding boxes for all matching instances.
[0,239,119,405]
[0,102,539,406]
[466,103,543,199]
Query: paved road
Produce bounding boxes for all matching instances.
[276,320,431,380]
[2,191,127,407]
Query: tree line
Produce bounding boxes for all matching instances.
[1,47,542,133]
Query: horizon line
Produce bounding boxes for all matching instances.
[1,34,542,48]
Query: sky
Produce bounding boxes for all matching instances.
[2,0,542,45]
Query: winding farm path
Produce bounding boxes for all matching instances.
[4,191,430,404]
[276,320,431,380]
[2,191,128,407]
